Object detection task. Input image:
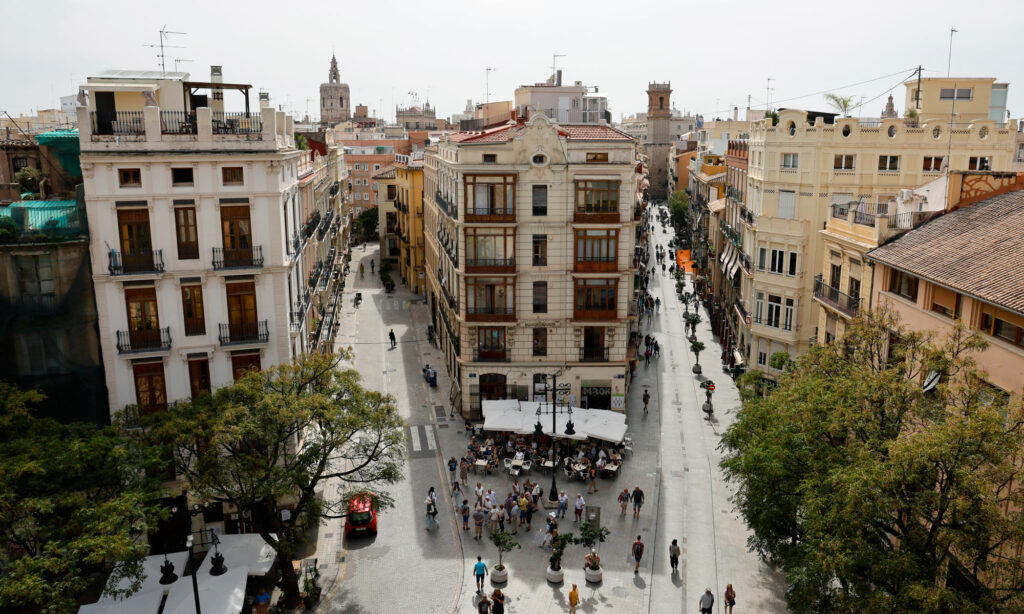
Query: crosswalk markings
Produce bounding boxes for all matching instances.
[409,424,423,451]
[423,425,437,450]
[407,424,437,453]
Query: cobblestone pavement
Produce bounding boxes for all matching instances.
[313,221,789,613]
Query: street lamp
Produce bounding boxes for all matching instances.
[533,373,573,505]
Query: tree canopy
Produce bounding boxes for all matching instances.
[355,208,378,243]
[720,309,1024,612]
[668,189,689,230]
[0,384,165,614]
[146,351,405,607]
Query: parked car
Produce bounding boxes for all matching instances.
[344,492,378,536]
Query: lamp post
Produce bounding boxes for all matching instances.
[533,373,573,505]
[185,534,202,614]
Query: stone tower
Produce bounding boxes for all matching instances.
[645,82,673,201]
[320,54,351,125]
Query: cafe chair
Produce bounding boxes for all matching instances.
[503,458,514,472]
[521,460,532,474]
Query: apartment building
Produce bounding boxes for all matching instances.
[340,137,412,216]
[738,78,1016,376]
[666,141,697,196]
[396,102,437,130]
[423,114,641,418]
[514,71,608,124]
[75,69,347,420]
[394,150,425,293]
[375,165,399,260]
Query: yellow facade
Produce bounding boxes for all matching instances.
[903,77,1007,124]
[395,158,425,294]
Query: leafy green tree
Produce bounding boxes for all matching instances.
[489,531,521,572]
[668,190,689,230]
[355,207,378,243]
[720,308,1024,613]
[14,167,39,194]
[0,384,165,614]
[294,134,309,150]
[146,351,405,608]
[824,93,856,117]
[690,340,705,368]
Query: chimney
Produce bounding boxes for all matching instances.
[259,91,271,108]
[210,66,224,113]
[733,106,738,121]
[556,70,562,87]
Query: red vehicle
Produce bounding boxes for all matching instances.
[344,493,377,536]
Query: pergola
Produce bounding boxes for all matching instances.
[181,81,254,114]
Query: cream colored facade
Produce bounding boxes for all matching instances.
[743,91,1017,375]
[423,114,641,418]
[903,77,1008,124]
[76,71,348,420]
[375,165,399,260]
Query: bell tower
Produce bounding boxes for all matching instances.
[645,82,673,201]
[320,53,351,125]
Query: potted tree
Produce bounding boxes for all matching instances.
[488,531,520,584]
[690,340,706,375]
[684,312,701,340]
[575,520,611,583]
[546,532,574,584]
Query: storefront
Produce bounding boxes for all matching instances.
[580,379,611,410]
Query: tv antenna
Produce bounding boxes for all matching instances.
[765,77,774,112]
[551,53,565,82]
[173,57,192,72]
[485,66,496,105]
[143,26,186,75]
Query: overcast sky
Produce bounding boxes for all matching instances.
[4,0,1023,124]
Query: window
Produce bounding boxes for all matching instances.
[931,285,961,318]
[781,153,798,169]
[13,157,29,171]
[171,167,194,185]
[968,156,992,171]
[533,328,547,356]
[466,227,514,267]
[755,292,764,323]
[878,155,900,171]
[14,255,55,299]
[132,362,167,415]
[181,284,206,336]
[783,298,795,331]
[848,277,862,302]
[769,249,785,274]
[222,167,243,185]
[939,87,972,100]
[387,185,397,200]
[833,155,855,170]
[888,269,919,301]
[1017,142,1024,163]
[766,295,782,328]
[787,251,798,276]
[574,278,617,318]
[575,180,620,215]
[230,352,261,381]
[483,153,497,163]
[466,174,515,217]
[532,281,548,313]
[373,164,381,171]
[532,185,547,216]
[981,312,1024,348]
[586,152,609,163]
[532,235,547,266]
[174,206,199,260]
[575,228,618,271]
[477,327,506,359]
[188,358,211,399]
[118,168,141,187]
[757,247,766,271]
[757,349,767,366]
[777,190,795,219]
[923,156,944,172]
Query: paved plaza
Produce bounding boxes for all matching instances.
[313,214,788,613]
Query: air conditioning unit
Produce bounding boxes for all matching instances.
[899,189,914,201]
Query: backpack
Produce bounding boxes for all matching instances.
[633,541,644,558]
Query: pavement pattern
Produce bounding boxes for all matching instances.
[310,215,789,613]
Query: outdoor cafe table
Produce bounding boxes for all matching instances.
[474,459,489,472]
[511,459,524,468]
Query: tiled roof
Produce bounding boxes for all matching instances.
[448,122,634,144]
[372,165,396,179]
[866,189,1024,315]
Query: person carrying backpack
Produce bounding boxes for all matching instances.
[631,536,645,573]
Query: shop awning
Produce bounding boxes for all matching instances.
[728,248,742,278]
[481,400,627,443]
[198,534,277,577]
[165,568,246,614]
[99,552,189,603]
[79,591,163,614]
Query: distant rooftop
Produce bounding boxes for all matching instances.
[449,121,634,144]
[90,69,190,81]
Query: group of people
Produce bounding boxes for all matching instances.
[642,333,661,366]
[472,559,506,613]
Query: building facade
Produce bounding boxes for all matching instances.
[340,138,412,216]
[423,114,641,418]
[374,165,399,261]
[320,54,351,125]
[394,151,425,294]
[644,82,673,201]
[76,70,347,420]
[396,103,437,130]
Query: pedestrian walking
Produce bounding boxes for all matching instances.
[644,347,651,366]
[618,488,630,515]
[574,493,586,522]
[524,498,536,531]
[669,539,681,573]
[370,259,375,274]
[509,501,520,534]
[655,297,661,312]
[557,491,568,518]
[490,589,505,614]
[631,535,645,573]
[724,584,736,614]
[653,340,660,358]
[473,505,486,540]
[475,482,484,506]
[425,497,438,531]
[474,556,488,593]
[359,263,364,278]
[568,583,580,614]
[460,459,470,486]
[642,388,650,414]
[699,588,715,614]
[461,499,471,531]
[631,486,645,518]
[587,466,598,494]
[489,506,501,533]
[448,456,458,484]
[452,481,463,507]
[477,593,490,614]
[388,329,396,348]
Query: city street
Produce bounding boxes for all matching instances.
[319,226,787,613]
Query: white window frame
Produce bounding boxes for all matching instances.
[781,153,798,169]
[834,154,855,170]
[757,247,766,271]
[766,295,782,328]
[923,156,944,172]
[787,251,798,277]
[878,155,900,171]
[969,156,992,171]
[783,298,795,331]
[769,249,785,274]
[757,349,767,366]
[778,190,796,219]
[755,292,764,324]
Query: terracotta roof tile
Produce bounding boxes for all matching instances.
[372,164,396,179]
[866,189,1024,315]
[447,122,634,144]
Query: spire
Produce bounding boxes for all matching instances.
[881,93,897,119]
[329,54,340,84]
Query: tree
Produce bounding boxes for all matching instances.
[0,384,165,614]
[690,340,705,370]
[294,134,309,150]
[574,520,610,568]
[549,532,575,571]
[355,208,378,243]
[668,190,689,230]
[489,531,520,572]
[147,351,405,608]
[14,167,39,194]
[824,93,855,117]
[720,308,1024,613]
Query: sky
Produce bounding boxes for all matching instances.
[4,0,1024,125]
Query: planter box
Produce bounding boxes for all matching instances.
[546,566,564,584]
[491,566,508,584]
[585,567,603,583]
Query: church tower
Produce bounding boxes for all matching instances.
[320,54,351,125]
[645,82,673,201]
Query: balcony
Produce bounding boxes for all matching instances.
[573,209,620,224]
[573,307,618,322]
[465,306,515,322]
[90,111,144,137]
[574,257,617,273]
[159,111,197,135]
[218,320,270,346]
[813,274,861,318]
[578,346,610,362]
[213,245,263,270]
[435,190,458,220]
[465,257,515,274]
[211,111,263,135]
[116,327,171,354]
[465,205,515,223]
[108,250,164,275]
[473,347,509,362]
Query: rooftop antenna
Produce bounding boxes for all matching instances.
[765,77,774,112]
[946,27,957,77]
[143,25,186,75]
[485,66,496,105]
[173,57,192,72]
[551,53,565,82]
